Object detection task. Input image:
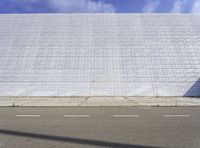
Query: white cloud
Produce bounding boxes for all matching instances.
[49,0,116,13]
[171,0,189,13]
[10,0,115,13]
[191,0,200,13]
[171,0,183,12]
[143,0,160,13]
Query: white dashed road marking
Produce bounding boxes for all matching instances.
[113,115,140,118]
[64,115,90,117]
[15,115,41,117]
[163,115,190,117]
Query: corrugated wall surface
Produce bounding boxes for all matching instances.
[0,14,199,96]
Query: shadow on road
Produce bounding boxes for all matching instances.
[184,78,200,97]
[0,129,161,148]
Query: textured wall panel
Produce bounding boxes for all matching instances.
[0,14,199,96]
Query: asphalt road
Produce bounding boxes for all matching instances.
[0,107,199,148]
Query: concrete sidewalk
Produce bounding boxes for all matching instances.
[0,96,200,107]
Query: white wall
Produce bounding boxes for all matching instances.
[0,14,199,96]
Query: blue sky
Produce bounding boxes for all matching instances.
[0,0,200,13]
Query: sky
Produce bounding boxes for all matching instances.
[0,0,200,13]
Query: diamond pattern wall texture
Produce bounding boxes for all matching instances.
[0,14,199,96]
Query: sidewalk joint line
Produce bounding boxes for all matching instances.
[78,97,90,106]
[124,97,140,106]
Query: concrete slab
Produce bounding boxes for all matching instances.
[0,97,86,107]
[127,97,200,106]
[81,97,137,106]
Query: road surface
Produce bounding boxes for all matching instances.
[0,107,199,148]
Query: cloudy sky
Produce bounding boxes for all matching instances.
[0,0,200,13]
